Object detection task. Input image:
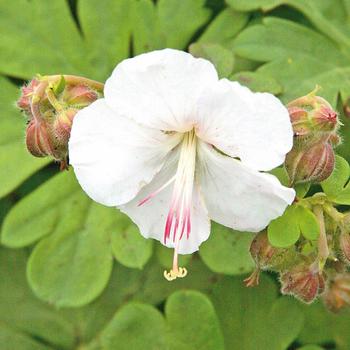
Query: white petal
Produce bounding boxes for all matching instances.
[69,99,181,206]
[104,48,218,132]
[196,79,293,171]
[119,150,211,254]
[197,142,295,232]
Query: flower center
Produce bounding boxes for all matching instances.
[138,129,197,281]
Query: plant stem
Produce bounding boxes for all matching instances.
[313,205,329,270]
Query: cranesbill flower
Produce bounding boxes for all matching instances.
[69,49,295,281]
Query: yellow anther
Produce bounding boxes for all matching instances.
[163,267,188,281]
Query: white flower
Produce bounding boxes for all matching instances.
[69,49,295,281]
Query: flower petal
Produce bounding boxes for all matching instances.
[104,48,218,132]
[197,142,295,232]
[196,79,293,171]
[69,99,181,206]
[119,150,210,254]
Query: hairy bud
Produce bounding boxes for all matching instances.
[288,90,338,146]
[17,75,103,168]
[285,90,338,185]
[53,108,78,144]
[17,78,40,113]
[322,273,350,312]
[26,119,55,158]
[285,141,335,185]
[244,231,295,287]
[280,262,325,303]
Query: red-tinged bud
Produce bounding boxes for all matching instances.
[17,79,40,113]
[322,273,350,312]
[339,233,350,264]
[18,75,103,168]
[288,90,339,147]
[280,263,326,303]
[249,231,278,269]
[26,119,55,158]
[244,231,294,288]
[53,108,78,144]
[285,141,335,185]
[63,85,99,107]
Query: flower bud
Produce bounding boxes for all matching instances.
[285,141,335,185]
[26,119,56,158]
[63,85,99,107]
[53,108,78,144]
[322,273,350,312]
[249,231,279,269]
[280,262,325,303]
[17,75,103,168]
[17,78,40,114]
[244,231,295,287]
[288,92,338,146]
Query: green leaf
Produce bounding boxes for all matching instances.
[199,223,254,275]
[165,291,225,350]
[1,171,81,247]
[268,204,319,246]
[100,303,166,350]
[268,206,300,247]
[210,275,304,350]
[298,301,350,350]
[111,223,153,269]
[297,346,324,350]
[294,205,320,241]
[228,0,350,50]
[0,76,49,199]
[78,0,132,80]
[198,8,249,46]
[26,193,115,307]
[0,325,53,350]
[234,17,350,105]
[321,155,350,198]
[132,0,211,54]
[98,291,224,350]
[189,43,234,78]
[0,247,75,349]
[157,0,211,49]
[230,71,282,94]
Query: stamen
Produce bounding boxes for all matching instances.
[138,130,197,281]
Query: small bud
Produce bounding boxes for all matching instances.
[17,78,40,113]
[26,119,55,158]
[322,273,350,312]
[53,108,78,144]
[280,262,325,303]
[340,232,350,264]
[17,75,103,168]
[249,231,278,270]
[288,89,339,147]
[63,85,99,107]
[285,141,335,184]
[244,231,294,287]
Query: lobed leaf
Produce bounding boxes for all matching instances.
[199,222,254,275]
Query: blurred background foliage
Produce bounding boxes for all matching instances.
[1,0,350,349]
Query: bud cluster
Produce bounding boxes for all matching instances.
[17,75,103,169]
[285,89,340,185]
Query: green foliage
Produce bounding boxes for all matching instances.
[199,223,254,274]
[2,0,350,348]
[211,275,304,350]
[268,204,319,247]
[321,155,350,204]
